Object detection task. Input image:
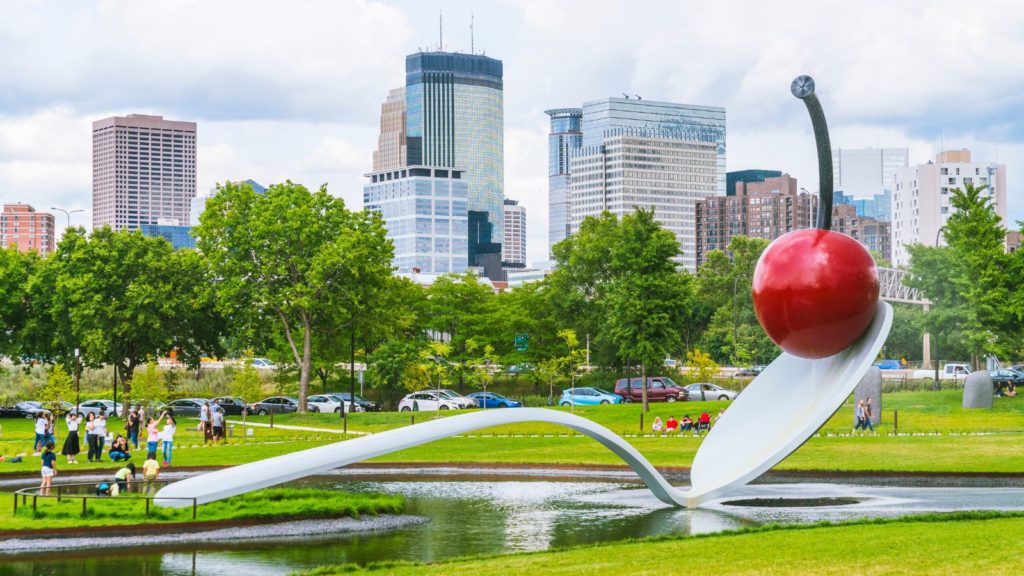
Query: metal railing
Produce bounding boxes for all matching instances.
[12,480,198,519]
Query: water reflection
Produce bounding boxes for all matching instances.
[4,478,1024,576]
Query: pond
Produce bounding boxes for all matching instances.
[3,472,1023,575]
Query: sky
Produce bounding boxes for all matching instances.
[1,0,1023,264]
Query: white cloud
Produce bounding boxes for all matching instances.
[0,0,1022,263]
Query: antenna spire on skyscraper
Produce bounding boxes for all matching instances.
[470,12,475,54]
[439,10,444,51]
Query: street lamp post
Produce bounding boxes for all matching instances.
[51,207,84,229]
[932,226,946,389]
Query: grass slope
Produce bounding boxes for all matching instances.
[302,513,1024,576]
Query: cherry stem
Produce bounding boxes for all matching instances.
[791,75,833,231]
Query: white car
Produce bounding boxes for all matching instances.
[436,389,478,409]
[684,383,739,401]
[252,357,277,370]
[307,394,347,413]
[76,399,126,417]
[399,391,461,412]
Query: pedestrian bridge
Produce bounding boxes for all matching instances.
[878,267,927,306]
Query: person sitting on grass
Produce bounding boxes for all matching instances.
[113,462,135,495]
[651,416,664,435]
[696,411,712,435]
[109,435,132,462]
[665,416,679,436]
[1006,383,1018,397]
[680,415,694,432]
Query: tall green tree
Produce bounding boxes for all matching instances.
[0,247,35,361]
[605,209,694,412]
[30,227,222,398]
[908,183,1017,365]
[196,181,394,411]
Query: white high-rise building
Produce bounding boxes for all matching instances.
[502,198,526,266]
[891,150,1007,267]
[92,114,197,231]
[832,146,908,198]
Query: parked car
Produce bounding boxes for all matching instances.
[159,398,209,417]
[683,383,739,401]
[76,399,125,417]
[251,357,277,370]
[399,391,462,412]
[873,359,901,370]
[614,377,688,403]
[211,396,250,416]
[328,392,381,412]
[435,389,478,409]
[558,387,624,407]
[735,365,766,377]
[467,392,522,408]
[250,396,299,415]
[16,400,74,418]
[988,369,1024,388]
[307,394,345,413]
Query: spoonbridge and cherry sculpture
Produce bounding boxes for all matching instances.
[156,76,892,510]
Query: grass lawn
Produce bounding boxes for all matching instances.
[302,512,1024,576]
[2,390,1021,478]
[0,487,403,531]
[0,416,347,476]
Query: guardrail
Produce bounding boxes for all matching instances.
[12,480,199,519]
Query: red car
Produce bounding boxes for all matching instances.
[613,377,689,403]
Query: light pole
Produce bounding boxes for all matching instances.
[932,226,946,389]
[51,207,84,229]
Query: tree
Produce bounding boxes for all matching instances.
[38,364,75,412]
[0,247,35,361]
[908,183,1016,366]
[367,337,429,409]
[686,348,719,401]
[196,181,394,411]
[31,227,223,404]
[230,351,265,406]
[131,359,169,409]
[604,209,695,412]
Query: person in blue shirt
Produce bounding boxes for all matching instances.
[40,441,57,495]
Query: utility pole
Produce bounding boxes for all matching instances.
[74,348,81,411]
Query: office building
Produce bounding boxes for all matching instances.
[0,203,55,256]
[695,174,815,266]
[726,169,782,196]
[831,204,891,261]
[834,190,892,221]
[561,97,726,271]
[92,114,197,231]
[832,146,908,199]
[363,166,469,274]
[140,219,196,250]
[545,108,582,253]
[892,149,1007,267]
[191,179,267,226]
[365,51,505,278]
[502,198,526,267]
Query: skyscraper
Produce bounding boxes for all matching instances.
[365,51,505,278]
[892,149,1007,267]
[557,97,726,271]
[832,146,908,198]
[0,203,55,256]
[545,108,582,253]
[405,52,504,243]
[92,114,197,231]
[502,198,526,267]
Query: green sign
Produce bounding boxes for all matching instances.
[514,333,529,352]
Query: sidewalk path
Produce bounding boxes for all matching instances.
[224,419,371,436]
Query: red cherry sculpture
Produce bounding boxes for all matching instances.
[752,229,879,359]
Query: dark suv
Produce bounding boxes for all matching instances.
[613,377,688,403]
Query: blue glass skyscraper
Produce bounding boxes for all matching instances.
[405,52,504,245]
[545,108,582,254]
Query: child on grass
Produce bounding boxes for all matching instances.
[40,441,57,495]
[142,451,160,494]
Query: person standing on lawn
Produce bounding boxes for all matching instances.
[161,414,176,466]
[84,412,97,462]
[126,408,140,450]
[61,412,81,464]
[40,441,57,495]
[146,413,165,455]
[212,406,225,444]
[142,451,160,494]
[33,413,48,454]
[200,401,211,444]
[93,412,108,456]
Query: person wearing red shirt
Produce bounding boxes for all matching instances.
[665,416,679,436]
[696,411,712,435]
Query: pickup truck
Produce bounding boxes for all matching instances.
[913,363,972,380]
